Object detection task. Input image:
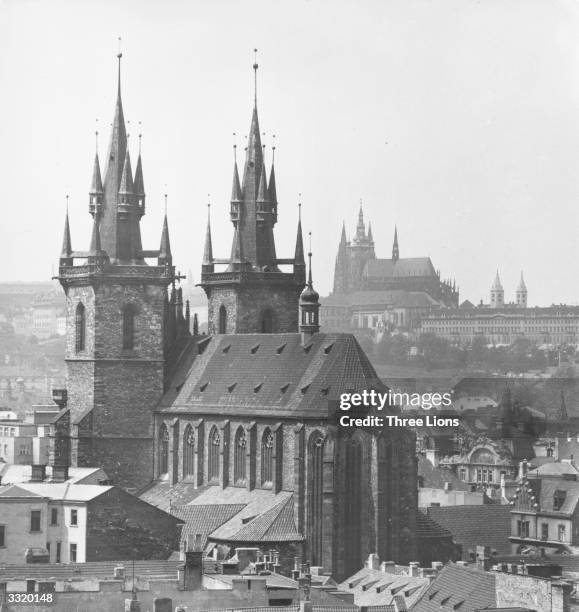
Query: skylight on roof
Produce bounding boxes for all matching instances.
[280,383,290,393]
[227,383,237,392]
[222,344,231,353]
[250,343,260,354]
[324,343,334,354]
[254,383,263,393]
[301,384,310,394]
[303,343,313,354]
[276,343,286,354]
[199,382,209,392]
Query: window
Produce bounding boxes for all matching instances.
[261,429,274,486]
[541,523,549,540]
[122,305,135,350]
[30,510,41,533]
[558,524,566,542]
[70,509,78,526]
[260,309,274,333]
[517,520,529,538]
[218,305,227,334]
[0,525,5,547]
[158,424,169,475]
[50,508,58,526]
[554,490,567,511]
[75,303,86,352]
[56,542,61,564]
[208,426,220,481]
[183,425,195,479]
[234,427,247,484]
[69,543,77,563]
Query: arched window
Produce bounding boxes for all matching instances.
[208,426,220,481]
[183,425,195,479]
[122,305,135,350]
[261,428,274,486]
[218,306,227,334]
[260,309,274,333]
[159,424,169,475]
[234,427,247,484]
[307,432,324,565]
[75,303,85,352]
[344,437,362,575]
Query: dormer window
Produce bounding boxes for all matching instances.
[554,490,566,511]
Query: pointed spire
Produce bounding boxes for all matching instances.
[118,148,134,194]
[492,270,503,291]
[89,215,102,256]
[517,271,527,292]
[257,159,268,202]
[159,195,172,266]
[367,221,374,243]
[90,153,104,194]
[133,148,145,197]
[340,221,347,246]
[193,312,199,336]
[230,226,244,263]
[61,197,72,257]
[231,160,242,202]
[268,160,277,204]
[294,202,305,265]
[392,226,399,262]
[357,203,365,233]
[203,203,213,266]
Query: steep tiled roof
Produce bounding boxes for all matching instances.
[364,258,437,279]
[171,504,246,549]
[225,496,303,542]
[322,290,441,309]
[425,505,512,556]
[411,564,496,612]
[534,478,579,515]
[158,333,385,418]
[337,568,429,608]
[415,512,453,539]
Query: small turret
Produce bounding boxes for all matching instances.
[89,151,104,216]
[133,138,145,211]
[158,205,172,267]
[300,234,320,343]
[202,203,214,273]
[118,148,134,207]
[294,203,305,281]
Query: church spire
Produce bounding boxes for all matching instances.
[158,194,172,267]
[300,232,320,341]
[355,203,365,241]
[203,202,214,271]
[367,221,374,244]
[90,152,104,195]
[118,148,134,196]
[392,226,399,262]
[60,197,73,266]
[294,202,305,266]
[133,133,145,208]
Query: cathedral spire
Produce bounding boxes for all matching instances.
[133,136,145,201]
[90,152,104,195]
[88,214,106,263]
[392,226,399,262]
[294,202,305,265]
[118,148,134,195]
[60,197,73,265]
[355,203,365,240]
[268,142,278,207]
[203,203,214,271]
[158,194,172,267]
[367,221,374,243]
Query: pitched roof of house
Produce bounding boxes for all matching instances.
[14,482,111,501]
[171,504,246,549]
[411,564,496,612]
[415,512,454,540]
[424,505,512,556]
[417,455,471,493]
[0,484,44,499]
[158,333,385,419]
[337,567,429,608]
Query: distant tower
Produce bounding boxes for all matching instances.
[490,270,504,308]
[55,53,186,488]
[516,272,527,308]
[348,204,375,289]
[300,242,320,343]
[392,226,399,263]
[200,58,306,334]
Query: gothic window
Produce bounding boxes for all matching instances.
[234,427,247,484]
[159,424,169,476]
[261,428,274,486]
[218,305,227,334]
[122,305,135,350]
[208,426,220,481]
[307,432,324,565]
[75,303,85,352]
[260,309,275,333]
[344,437,362,574]
[183,425,195,479]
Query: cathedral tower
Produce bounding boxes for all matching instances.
[200,61,306,333]
[490,270,504,308]
[55,54,186,488]
[516,271,527,308]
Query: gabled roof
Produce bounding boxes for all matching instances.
[411,564,496,611]
[425,505,512,556]
[337,567,429,608]
[13,482,111,502]
[0,484,45,499]
[158,333,385,419]
[171,504,246,549]
[417,455,471,493]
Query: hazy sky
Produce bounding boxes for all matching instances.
[1,0,579,306]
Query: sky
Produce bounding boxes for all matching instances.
[1,0,579,306]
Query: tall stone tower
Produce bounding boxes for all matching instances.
[55,54,187,489]
[490,270,505,308]
[516,271,527,308]
[200,62,306,334]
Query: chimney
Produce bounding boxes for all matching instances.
[408,562,420,577]
[181,535,203,590]
[30,464,47,482]
[476,546,491,571]
[366,553,380,570]
[518,459,528,480]
[52,465,69,482]
[380,561,396,574]
[431,561,443,573]
[455,561,468,568]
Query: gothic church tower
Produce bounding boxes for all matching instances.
[56,54,187,488]
[200,61,306,333]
